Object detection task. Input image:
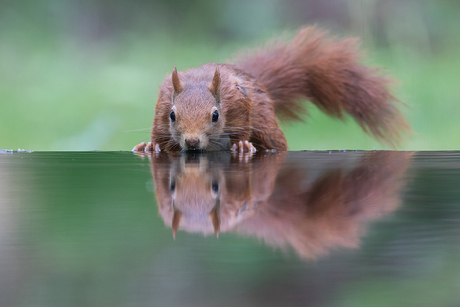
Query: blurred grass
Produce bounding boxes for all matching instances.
[0,0,459,151]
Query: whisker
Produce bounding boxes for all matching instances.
[208,140,227,150]
[124,128,152,133]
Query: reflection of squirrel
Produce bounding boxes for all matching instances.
[148,151,412,259]
[134,26,410,153]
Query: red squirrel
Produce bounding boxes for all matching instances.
[133,26,410,153]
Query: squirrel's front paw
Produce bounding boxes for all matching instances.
[231,140,257,154]
[132,142,147,152]
[132,142,157,153]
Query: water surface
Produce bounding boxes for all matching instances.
[0,151,459,306]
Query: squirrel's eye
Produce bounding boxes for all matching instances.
[212,181,219,193]
[212,110,219,122]
[170,110,176,122]
[170,181,176,193]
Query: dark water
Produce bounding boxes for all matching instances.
[0,150,459,307]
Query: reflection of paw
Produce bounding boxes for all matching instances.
[132,142,157,153]
[231,140,257,154]
[232,151,254,163]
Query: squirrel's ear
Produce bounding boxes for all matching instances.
[172,66,183,93]
[172,209,182,240]
[210,207,220,238]
[209,68,221,97]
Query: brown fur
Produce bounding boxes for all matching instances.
[148,26,410,152]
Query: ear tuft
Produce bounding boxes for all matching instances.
[172,209,182,240]
[210,207,220,238]
[172,66,183,93]
[209,68,221,97]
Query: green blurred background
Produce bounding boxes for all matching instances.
[1,0,459,151]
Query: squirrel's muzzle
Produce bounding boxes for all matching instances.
[185,138,200,149]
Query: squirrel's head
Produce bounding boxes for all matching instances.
[169,67,224,151]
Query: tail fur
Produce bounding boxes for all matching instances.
[235,26,411,146]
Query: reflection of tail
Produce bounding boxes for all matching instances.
[236,151,412,259]
[236,27,411,146]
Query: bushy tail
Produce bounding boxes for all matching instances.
[235,26,411,146]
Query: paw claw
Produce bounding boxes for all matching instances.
[133,142,157,154]
[132,142,147,152]
[231,140,256,160]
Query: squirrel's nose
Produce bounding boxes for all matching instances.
[185,139,200,149]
